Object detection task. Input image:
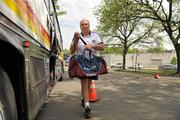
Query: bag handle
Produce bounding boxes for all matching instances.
[79,36,98,59]
[70,36,87,55]
[79,37,94,58]
[80,37,87,45]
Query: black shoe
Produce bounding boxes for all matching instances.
[84,106,91,119]
[81,99,85,107]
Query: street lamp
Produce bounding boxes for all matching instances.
[135,52,139,72]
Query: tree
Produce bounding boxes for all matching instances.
[131,0,180,74]
[94,0,155,69]
[171,56,177,65]
[146,47,166,53]
[63,48,70,56]
[102,47,124,54]
[53,0,66,16]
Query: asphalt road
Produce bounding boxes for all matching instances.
[36,69,180,120]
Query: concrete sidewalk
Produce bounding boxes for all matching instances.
[36,71,180,120]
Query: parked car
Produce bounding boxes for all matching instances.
[111,62,123,68]
[128,64,143,69]
[159,64,177,70]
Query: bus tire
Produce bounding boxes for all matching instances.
[0,66,18,120]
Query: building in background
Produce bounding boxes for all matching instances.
[104,50,176,69]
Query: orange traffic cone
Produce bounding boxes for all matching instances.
[154,74,160,79]
[89,80,100,102]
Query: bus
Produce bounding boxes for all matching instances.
[0,0,64,119]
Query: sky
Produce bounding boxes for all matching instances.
[58,0,175,50]
[58,0,101,49]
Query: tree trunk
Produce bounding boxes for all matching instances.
[174,43,180,74]
[123,52,126,70]
[122,47,128,70]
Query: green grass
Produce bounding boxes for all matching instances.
[126,69,177,76]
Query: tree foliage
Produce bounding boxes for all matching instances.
[95,0,180,74]
[131,0,180,74]
[53,0,66,16]
[171,56,177,65]
[146,47,166,53]
[102,47,123,54]
[63,48,70,56]
[103,46,166,54]
[94,0,156,69]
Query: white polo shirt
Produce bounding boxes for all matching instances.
[76,32,103,55]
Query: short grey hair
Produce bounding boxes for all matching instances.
[80,18,90,25]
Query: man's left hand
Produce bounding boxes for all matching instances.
[85,44,93,50]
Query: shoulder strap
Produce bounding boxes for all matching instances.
[80,37,87,45]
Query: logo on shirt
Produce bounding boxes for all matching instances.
[92,40,96,44]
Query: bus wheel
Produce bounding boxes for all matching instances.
[0,66,18,120]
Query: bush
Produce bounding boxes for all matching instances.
[171,56,177,65]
